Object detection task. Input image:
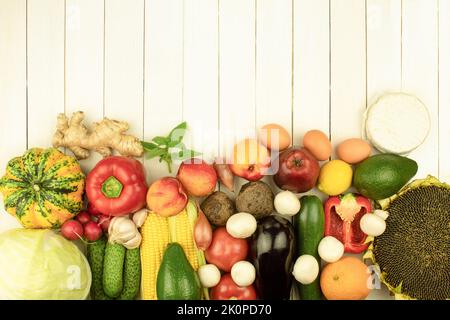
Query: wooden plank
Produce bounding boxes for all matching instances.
[65,0,104,172]
[256,0,292,133]
[183,0,219,164]
[293,0,329,150]
[366,0,402,105]
[256,0,292,189]
[366,0,402,300]
[219,0,256,193]
[0,0,27,232]
[291,0,330,215]
[330,0,366,150]
[143,0,184,182]
[439,0,450,183]
[402,0,439,178]
[27,0,65,147]
[104,0,144,141]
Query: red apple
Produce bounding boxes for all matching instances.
[273,147,320,193]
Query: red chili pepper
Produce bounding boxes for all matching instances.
[86,156,147,216]
[324,193,372,254]
[211,274,257,300]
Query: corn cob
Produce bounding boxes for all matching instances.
[140,212,169,300]
[140,200,207,300]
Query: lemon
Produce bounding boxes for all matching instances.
[318,160,353,196]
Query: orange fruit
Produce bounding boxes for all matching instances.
[320,256,371,300]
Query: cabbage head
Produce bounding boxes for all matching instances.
[0,229,91,300]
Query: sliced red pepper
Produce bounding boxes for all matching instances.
[324,193,372,254]
[86,156,147,216]
[211,274,257,300]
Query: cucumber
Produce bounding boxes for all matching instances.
[87,237,111,300]
[117,248,141,300]
[293,195,324,300]
[103,242,126,298]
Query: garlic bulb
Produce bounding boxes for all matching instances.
[133,209,148,228]
[122,232,142,249]
[108,216,142,249]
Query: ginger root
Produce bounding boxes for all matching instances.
[53,111,144,159]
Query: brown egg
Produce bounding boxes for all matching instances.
[259,123,291,151]
[303,130,332,161]
[337,138,372,164]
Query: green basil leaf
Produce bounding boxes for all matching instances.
[176,148,202,161]
[145,147,167,159]
[152,136,169,146]
[141,141,158,150]
[169,122,187,143]
[169,139,185,148]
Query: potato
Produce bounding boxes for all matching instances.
[235,181,274,220]
[201,191,235,226]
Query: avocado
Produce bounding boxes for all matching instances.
[353,154,418,200]
[156,243,201,300]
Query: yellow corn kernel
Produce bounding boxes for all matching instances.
[141,212,169,300]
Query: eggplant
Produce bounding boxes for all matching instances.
[250,215,295,300]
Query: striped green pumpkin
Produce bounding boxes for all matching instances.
[0,148,85,229]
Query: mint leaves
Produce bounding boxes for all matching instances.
[141,122,201,173]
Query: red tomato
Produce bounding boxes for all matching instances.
[211,274,257,300]
[205,227,248,272]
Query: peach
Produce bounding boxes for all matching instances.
[177,158,218,197]
[229,139,271,182]
[146,177,188,217]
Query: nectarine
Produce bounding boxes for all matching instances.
[177,158,217,197]
[147,177,188,217]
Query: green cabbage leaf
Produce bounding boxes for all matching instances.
[0,229,91,300]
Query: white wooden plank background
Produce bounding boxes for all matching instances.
[0,0,449,300]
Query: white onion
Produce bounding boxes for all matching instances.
[274,191,301,217]
[360,214,386,237]
[198,264,221,288]
[231,261,256,287]
[292,255,319,285]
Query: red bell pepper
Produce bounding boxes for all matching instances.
[86,156,147,216]
[211,274,257,300]
[324,193,372,254]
